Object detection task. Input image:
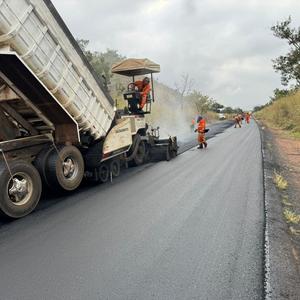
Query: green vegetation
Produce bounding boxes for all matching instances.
[77,39,125,83]
[255,17,300,138]
[256,91,300,137]
[256,18,300,238]
[289,226,300,235]
[282,195,293,206]
[271,17,300,87]
[273,171,288,190]
[283,208,300,225]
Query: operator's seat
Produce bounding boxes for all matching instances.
[123,81,152,114]
[123,90,141,114]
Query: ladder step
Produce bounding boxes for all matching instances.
[27,117,43,123]
[17,109,36,115]
[35,125,51,131]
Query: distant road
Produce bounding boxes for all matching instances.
[0,121,264,300]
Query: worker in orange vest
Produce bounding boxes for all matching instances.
[134,77,151,110]
[234,114,241,128]
[195,116,207,149]
[245,112,250,124]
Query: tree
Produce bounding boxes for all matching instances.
[77,39,93,62]
[222,106,234,114]
[210,101,224,112]
[76,39,125,83]
[175,73,194,109]
[253,105,266,113]
[271,17,300,86]
[187,90,213,115]
[270,88,290,102]
[234,107,243,114]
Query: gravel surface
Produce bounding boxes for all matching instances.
[259,124,300,300]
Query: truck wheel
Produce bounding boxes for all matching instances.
[46,146,84,191]
[98,163,109,183]
[170,150,177,159]
[110,159,120,177]
[0,161,42,218]
[166,147,171,161]
[143,144,151,163]
[133,140,146,166]
[34,146,53,188]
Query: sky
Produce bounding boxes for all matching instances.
[51,0,300,109]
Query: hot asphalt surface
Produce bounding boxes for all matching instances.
[0,121,264,300]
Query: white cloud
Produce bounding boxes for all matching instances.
[51,0,300,108]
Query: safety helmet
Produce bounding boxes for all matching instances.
[143,77,150,84]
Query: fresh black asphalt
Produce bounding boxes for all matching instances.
[0,121,264,300]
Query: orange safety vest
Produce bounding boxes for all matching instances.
[197,119,206,133]
[134,81,151,109]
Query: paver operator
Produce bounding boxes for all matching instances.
[245,112,251,124]
[134,77,151,110]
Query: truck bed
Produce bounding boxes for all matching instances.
[0,0,114,140]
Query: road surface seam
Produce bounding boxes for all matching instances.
[259,122,271,300]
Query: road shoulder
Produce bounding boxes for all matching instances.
[258,122,300,299]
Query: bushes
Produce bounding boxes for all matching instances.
[256,91,300,136]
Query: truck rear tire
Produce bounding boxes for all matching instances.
[0,161,42,218]
[166,147,171,161]
[34,146,53,188]
[171,149,178,158]
[98,163,109,183]
[110,159,120,177]
[46,146,84,191]
[132,140,146,166]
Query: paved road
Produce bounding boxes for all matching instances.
[0,121,264,300]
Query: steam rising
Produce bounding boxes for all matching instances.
[146,81,197,142]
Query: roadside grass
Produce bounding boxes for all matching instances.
[282,195,293,206]
[205,111,219,122]
[290,226,300,236]
[282,196,300,235]
[266,142,273,150]
[291,131,300,139]
[273,171,288,190]
[255,90,300,138]
[272,172,300,231]
[283,208,300,225]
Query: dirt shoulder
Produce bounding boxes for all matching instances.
[268,126,300,253]
[258,120,300,299]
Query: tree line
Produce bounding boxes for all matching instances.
[254,16,300,112]
[174,73,243,115]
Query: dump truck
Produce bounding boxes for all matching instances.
[0,0,178,218]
